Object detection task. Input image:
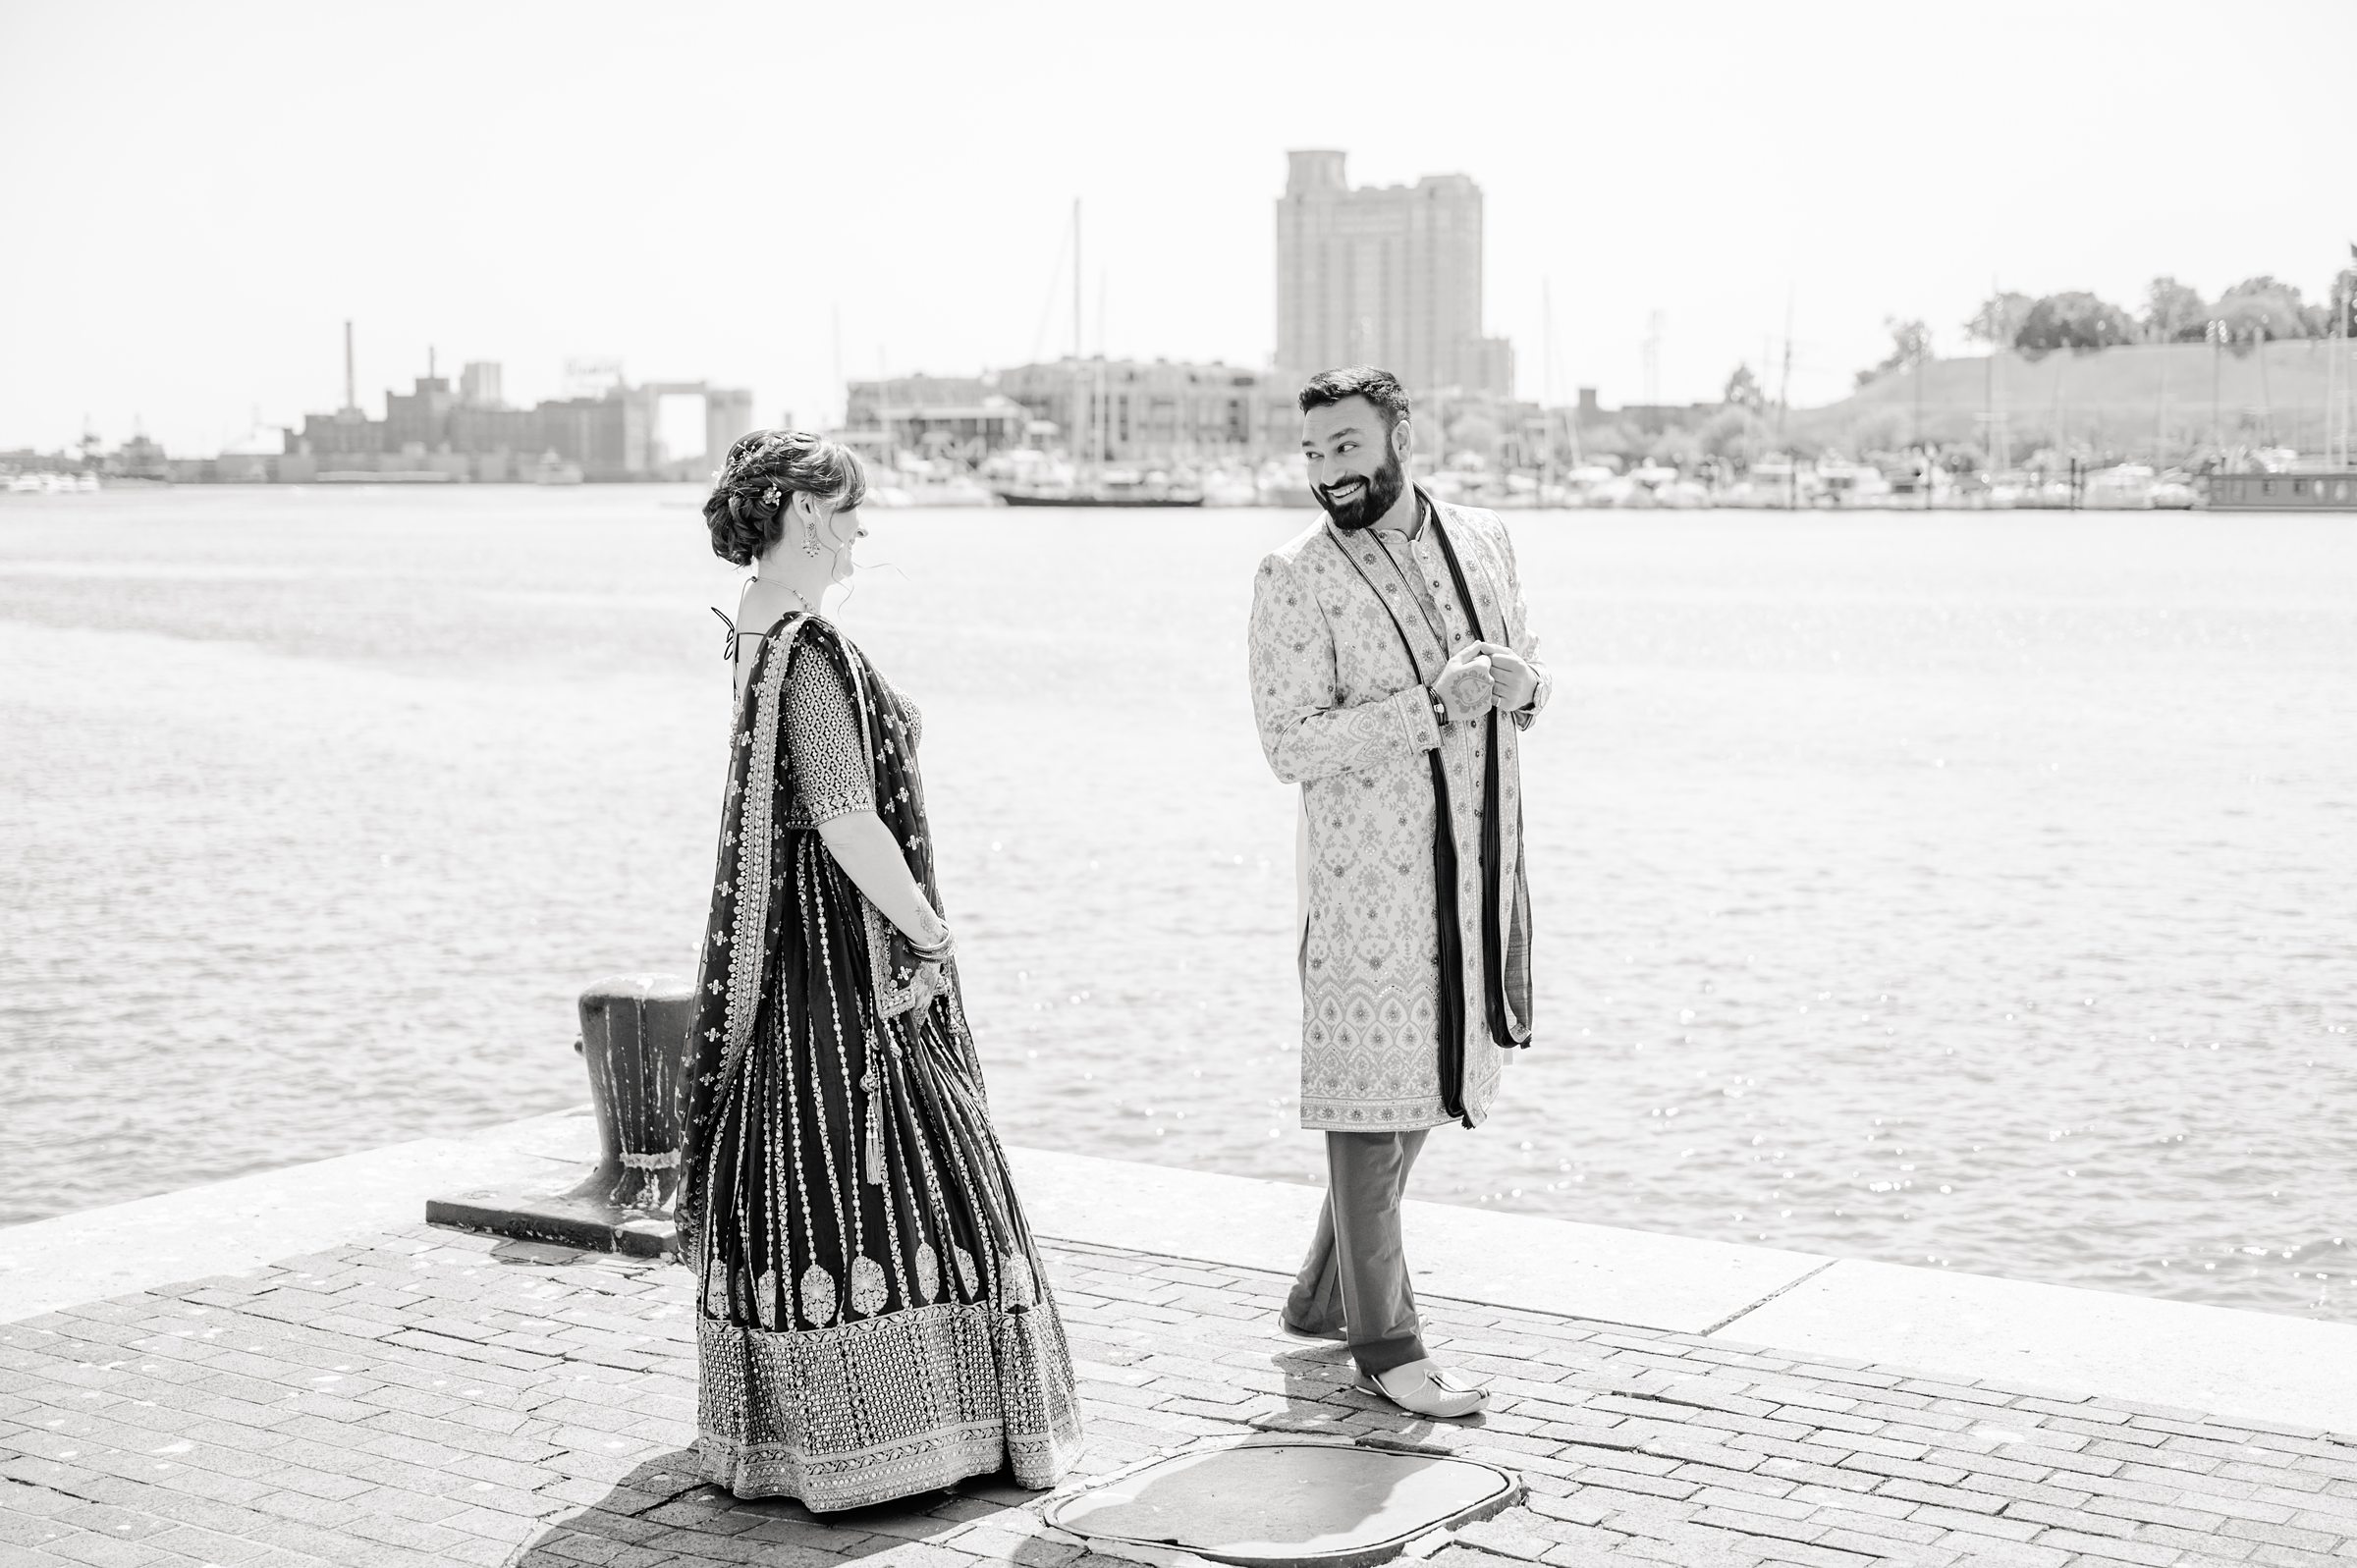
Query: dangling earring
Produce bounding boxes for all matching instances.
[801,517,821,560]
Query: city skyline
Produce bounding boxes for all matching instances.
[4,0,2354,456]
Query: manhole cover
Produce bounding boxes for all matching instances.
[1046,1441,1520,1568]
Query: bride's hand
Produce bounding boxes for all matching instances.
[910,959,947,1013]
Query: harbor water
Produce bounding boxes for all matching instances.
[1,486,2351,1321]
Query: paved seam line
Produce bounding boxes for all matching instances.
[4,1474,110,1509]
[1040,1230,1767,1338]
[1698,1257,1839,1336]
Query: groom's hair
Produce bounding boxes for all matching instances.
[1298,365,1409,431]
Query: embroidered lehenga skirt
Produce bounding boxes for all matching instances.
[678,615,1083,1510]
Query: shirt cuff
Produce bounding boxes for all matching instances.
[1396,684,1445,752]
[1511,668,1554,730]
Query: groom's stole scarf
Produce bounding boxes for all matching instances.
[1333,505,1523,1127]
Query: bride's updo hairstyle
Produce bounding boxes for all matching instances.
[703,429,870,568]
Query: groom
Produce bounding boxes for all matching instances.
[1245,365,1550,1419]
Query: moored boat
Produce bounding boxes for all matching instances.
[996,486,1205,509]
[2203,470,2357,510]
[994,466,1203,508]
[2083,463,2157,509]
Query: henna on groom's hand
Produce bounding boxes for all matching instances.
[1434,643,1494,723]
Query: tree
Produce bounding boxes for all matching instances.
[2212,276,2309,342]
[1849,407,1911,456]
[1579,422,1635,461]
[1723,362,1766,411]
[1854,318,1933,389]
[2143,277,2208,342]
[1963,292,2034,347]
[1643,427,1703,469]
[2014,292,2137,357]
[1700,406,1772,466]
[1444,411,1502,465]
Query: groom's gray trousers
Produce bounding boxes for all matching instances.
[1283,1129,1431,1376]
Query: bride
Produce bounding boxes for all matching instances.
[675,429,1083,1510]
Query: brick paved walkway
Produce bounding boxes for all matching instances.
[1,1225,2351,1568]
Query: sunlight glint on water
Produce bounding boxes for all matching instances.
[1,486,2351,1321]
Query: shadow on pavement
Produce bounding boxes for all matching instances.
[512,1449,1044,1567]
[1265,1345,1485,1448]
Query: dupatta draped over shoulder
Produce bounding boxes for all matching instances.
[676,613,1081,1511]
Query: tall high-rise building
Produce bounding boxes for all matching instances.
[460,361,504,408]
[1275,150,1514,399]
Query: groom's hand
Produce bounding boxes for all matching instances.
[1473,643,1539,713]
[1433,643,1494,724]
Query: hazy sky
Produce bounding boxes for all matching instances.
[4,0,2352,455]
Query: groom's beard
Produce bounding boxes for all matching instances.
[1314,448,1406,532]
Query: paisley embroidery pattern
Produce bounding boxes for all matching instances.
[1002,1251,1037,1309]
[755,1270,780,1330]
[850,1256,889,1318]
[799,1264,838,1328]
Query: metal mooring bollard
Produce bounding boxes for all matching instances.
[423,971,693,1258]
[569,973,691,1213]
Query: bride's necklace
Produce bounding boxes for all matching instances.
[753,576,819,618]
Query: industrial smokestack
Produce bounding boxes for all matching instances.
[343,320,356,412]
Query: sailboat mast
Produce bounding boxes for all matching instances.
[1777,288,1794,442]
[1542,278,1554,406]
[1071,198,1086,463]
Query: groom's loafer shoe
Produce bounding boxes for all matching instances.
[1279,1314,1347,1342]
[1368,1359,1488,1419]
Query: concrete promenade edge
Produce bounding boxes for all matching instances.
[0,1112,2352,1568]
[6,1111,2354,1434]
[996,1149,2357,1436]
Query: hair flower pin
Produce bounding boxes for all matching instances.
[760,483,783,510]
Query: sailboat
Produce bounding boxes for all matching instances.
[996,471,1205,508]
[989,199,1204,510]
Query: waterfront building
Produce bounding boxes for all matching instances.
[286,359,746,482]
[994,358,1295,465]
[447,404,544,466]
[490,394,645,480]
[1276,150,1515,400]
[843,376,1028,464]
[111,434,170,481]
[460,362,504,408]
[702,388,754,470]
[384,374,456,453]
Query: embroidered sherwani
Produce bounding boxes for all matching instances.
[1247,493,1551,1131]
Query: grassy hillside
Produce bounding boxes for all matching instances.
[1788,339,2355,459]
